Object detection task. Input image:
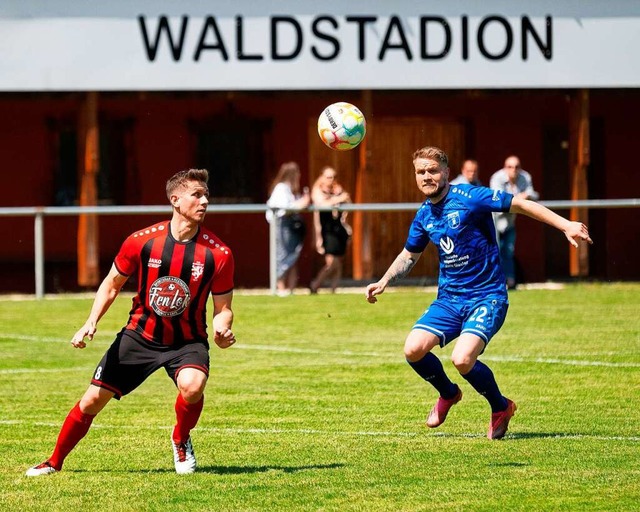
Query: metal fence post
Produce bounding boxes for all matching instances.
[269,208,278,295]
[34,210,44,299]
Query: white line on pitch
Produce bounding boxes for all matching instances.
[480,355,640,368]
[1,419,638,443]
[237,344,640,368]
[0,367,92,375]
[0,334,71,343]
[2,335,639,368]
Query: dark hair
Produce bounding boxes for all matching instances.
[166,169,209,200]
[412,146,449,167]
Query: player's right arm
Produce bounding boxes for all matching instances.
[71,264,128,349]
[365,249,422,303]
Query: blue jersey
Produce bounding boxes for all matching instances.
[405,184,513,301]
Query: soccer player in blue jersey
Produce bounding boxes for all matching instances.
[365,146,592,439]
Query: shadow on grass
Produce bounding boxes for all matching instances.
[508,432,589,440]
[429,431,609,441]
[68,462,345,475]
[198,462,345,475]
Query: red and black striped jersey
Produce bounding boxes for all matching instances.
[113,221,234,347]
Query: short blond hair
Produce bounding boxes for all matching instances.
[412,146,449,167]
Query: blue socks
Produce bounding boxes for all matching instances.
[461,360,508,412]
[409,354,509,412]
[408,353,459,399]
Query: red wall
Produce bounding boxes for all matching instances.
[1,89,639,293]
[592,91,640,280]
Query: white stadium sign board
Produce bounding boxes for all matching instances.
[1,0,639,90]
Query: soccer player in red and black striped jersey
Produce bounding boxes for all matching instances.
[26,168,235,476]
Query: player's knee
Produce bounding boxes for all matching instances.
[79,396,100,414]
[180,389,203,403]
[404,330,440,362]
[178,382,204,403]
[176,370,207,402]
[451,354,475,374]
[404,339,428,362]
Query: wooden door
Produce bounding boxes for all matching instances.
[308,116,466,282]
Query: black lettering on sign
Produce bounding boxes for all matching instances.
[522,16,552,60]
[379,15,412,61]
[461,16,469,60]
[345,16,377,61]
[311,16,340,61]
[136,14,553,65]
[194,16,229,61]
[138,15,189,61]
[420,16,451,59]
[477,15,513,60]
[236,16,264,61]
[271,16,303,60]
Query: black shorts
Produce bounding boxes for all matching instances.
[91,329,210,399]
[322,219,350,256]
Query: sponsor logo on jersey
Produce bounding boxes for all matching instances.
[148,258,162,268]
[148,276,190,317]
[439,236,455,255]
[452,187,472,198]
[492,190,501,201]
[191,261,204,281]
[447,212,460,229]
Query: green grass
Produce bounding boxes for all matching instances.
[1,283,639,511]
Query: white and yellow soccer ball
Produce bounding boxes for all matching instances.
[317,102,366,151]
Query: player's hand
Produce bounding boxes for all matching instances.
[564,221,593,248]
[71,320,96,349]
[214,328,236,349]
[365,281,386,304]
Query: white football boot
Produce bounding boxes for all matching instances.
[25,460,57,477]
[171,436,197,474]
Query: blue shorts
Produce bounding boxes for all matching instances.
[412,297,509,347]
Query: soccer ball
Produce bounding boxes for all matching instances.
[317,102,366,151]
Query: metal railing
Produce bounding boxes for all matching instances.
[1,198,639,298]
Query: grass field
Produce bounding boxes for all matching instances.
[1,283,639,511]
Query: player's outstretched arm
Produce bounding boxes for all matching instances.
[510,197,593,247]
[71,264,128,349]
[365,249,421,303]
[213,291,236,349]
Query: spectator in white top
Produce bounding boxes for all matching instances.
[489,155,539,289]
[266,162,311,296]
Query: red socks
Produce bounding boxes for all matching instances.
[49,402,96,470]
[172,394,204,444]
[46,395,203,470]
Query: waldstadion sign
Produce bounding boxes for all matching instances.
[1,1,639,91]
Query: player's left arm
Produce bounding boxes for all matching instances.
[212,291,235,349]
[510,196,593,247]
